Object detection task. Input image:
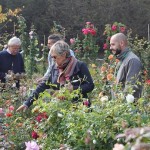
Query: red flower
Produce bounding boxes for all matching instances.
[120,26,126,33]
[35,112,48,122]
[83,100,90,107]
[103,43,108,50]
[31,131,39,139]
[82,28,89,35]
[36,115,43,122]
[5,112,13,117]
[111,25,117,31]
[146,79,150,85]
[89,29,96,36]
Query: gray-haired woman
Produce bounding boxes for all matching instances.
[17,41,94,111]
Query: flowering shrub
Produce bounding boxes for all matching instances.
[0,21,150,150]
[70,22,99,58]
[114,127,150,150]
[129,35,150,77]
[103,22,127,60]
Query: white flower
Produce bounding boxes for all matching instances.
[93,139,96,144]
[12,83,16,88]
[29,31,34,35]
[126,94,134,103]
[100,96,108,102]
[57,113,63,118]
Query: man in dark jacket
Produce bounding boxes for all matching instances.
[0,37,25,88]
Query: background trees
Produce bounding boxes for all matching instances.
[1,0,150,43]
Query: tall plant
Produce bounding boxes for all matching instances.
[27,25,39,77]
[70,22,99,59]
[16,15,29,59]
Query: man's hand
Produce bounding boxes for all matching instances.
[16,104,28,112]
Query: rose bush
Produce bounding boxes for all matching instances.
[0,21,150,150]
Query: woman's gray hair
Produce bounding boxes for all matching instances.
[50,40,71,57]
[8,37,21,46]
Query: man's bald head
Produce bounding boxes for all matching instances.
[110,33,128,55]
[111,33,128,45]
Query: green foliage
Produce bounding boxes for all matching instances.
[1,19,150,149]
[51,21,66,37]
[25,90,149,150]
[129,35,150,77]
[16,15,29,59]
[26,25,39,77]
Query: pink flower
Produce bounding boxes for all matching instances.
[0,108,4,114]
[103,31,107,35]
[120,26,126,33]
[25,141,39,150]
[9,105,15,111]
[65,76,70,81]
[103,43,108,50]
[29,31,34,39]
[90,24,94,28]
[107,36,111,41]
[113,143,125,150]
[70,38,75,45]
[111,25,117,31]
[82,28,89,35]
[86,22,91,25]
[75,49,79,53]
[31,131,39,139]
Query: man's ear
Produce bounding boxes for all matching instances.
[120,40,125,47]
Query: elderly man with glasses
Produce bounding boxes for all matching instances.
[0,36,25,88]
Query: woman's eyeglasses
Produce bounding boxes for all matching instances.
[51,52,66,60]
[51,55,57,59]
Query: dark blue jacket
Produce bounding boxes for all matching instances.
[0,50,25,87]
[24,61,94,107]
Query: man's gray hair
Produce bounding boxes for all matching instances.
[50,40,70,57]
[8,37,21,46]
